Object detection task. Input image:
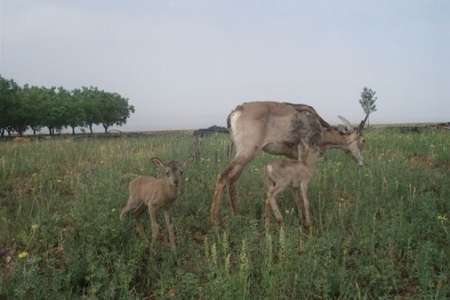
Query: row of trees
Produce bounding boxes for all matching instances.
[0,75,135,136]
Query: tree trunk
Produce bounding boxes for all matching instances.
[0,129,4,137]
[7,129,12,136]
[89,124,93,135]
[71,126,76,135]
[103,124,109,133]
[33,129,37,135]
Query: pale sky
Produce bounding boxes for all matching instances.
[1,0,449,131]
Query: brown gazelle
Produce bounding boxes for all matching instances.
[264,144,321,230]
[120,158,187,250]
[209,101,368,226]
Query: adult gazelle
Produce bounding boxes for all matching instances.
[209,101,368,228]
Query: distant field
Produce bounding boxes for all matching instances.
[2,121,448,140]
[0,128,449,298]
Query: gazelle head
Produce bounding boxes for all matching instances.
[151,158,189,186]
[336,114,369,166]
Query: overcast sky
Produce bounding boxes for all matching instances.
[1,0,449,130]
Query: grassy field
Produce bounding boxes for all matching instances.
[0,129,449,299]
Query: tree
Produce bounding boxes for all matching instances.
[18,85,47,135]
[65,89,85,135]
[41,87,59,135]
[9,89,30,136]
[97,91,135,133]
[0,76,134,137]
[78,87,102,134]
[0,76,19,136]
[359,87,377,128]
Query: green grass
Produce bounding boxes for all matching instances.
[1,129,449,299]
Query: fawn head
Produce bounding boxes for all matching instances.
[151,157,189,186]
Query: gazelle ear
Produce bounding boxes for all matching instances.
[151,157,165,169]
[338,115,354,132]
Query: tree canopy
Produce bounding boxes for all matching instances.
[359,87,377,127]
[0,75,134,136]
[359,87,377,115]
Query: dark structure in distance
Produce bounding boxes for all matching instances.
[193,125,229,137]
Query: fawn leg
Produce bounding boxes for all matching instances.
[300,181,312,230]
[164,210,176,251]
[147,205,160,243]
[268,184,285,226]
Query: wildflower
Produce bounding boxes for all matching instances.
[18,251,28,259]
[239,240,249,277]
[210,243,218,267]
[31,224,39,231]
[437,215,448,223]
[224,254,231,274]
[111,208,116,212]
[279,226,287,260]
[57,179,62,183]
[185,177,189,182]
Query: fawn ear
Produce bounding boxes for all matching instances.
[182,159,192,169]
[151,157,165,169]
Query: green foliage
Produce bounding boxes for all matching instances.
[0,130,449,298]
[0,75,134,136]
[0,76,20,135]
[359,86,377,116]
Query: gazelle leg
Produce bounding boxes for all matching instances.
[209,175,227,226]
[300,181,312,230]
[209,153,254,225]
[164,210,176,250]
[226,160,248,215]
[227,180,239,215]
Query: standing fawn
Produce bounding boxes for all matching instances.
[120,157,187,250]
[264,145,321,231]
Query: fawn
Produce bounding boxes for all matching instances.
[264,145,321,230]
[121,157,187,249]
